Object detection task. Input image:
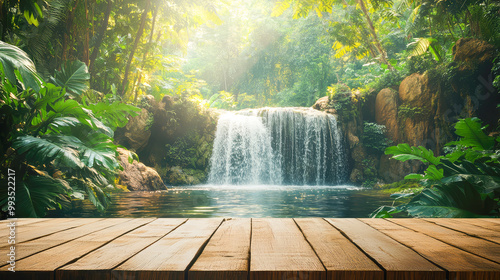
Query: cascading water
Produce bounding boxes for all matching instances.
[208,107,348,185]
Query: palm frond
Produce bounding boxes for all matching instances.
[407,37,432,57]
[86,101,140,129]
[271,0,293,17]
[0,40,42,91]
[13,135,85,169]
[0,175,72,217]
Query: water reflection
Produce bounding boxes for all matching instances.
[60,185,392,218]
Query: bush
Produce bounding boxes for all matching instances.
[371,118,500,218]
[362,122,392,153]
[327,84,358,121]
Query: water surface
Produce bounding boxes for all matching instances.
[61,185,392,218]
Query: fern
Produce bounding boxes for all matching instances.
[272,0,293,17]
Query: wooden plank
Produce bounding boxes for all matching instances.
[0,218,79,239]
[425,218,500,244]
[294,218,383,280]
[362,218,500,280]
[389,218,500,264]
[0,218,156,280]
[0,218,132,261]
[113,218,223,280]
[189,218,251,280]
[481,218,500,225]
[250,218,325,280]
[4,218,101,243]
[456,219,500,231]
[0,218,50,226]
[326,218,444,280]
[57,218,186,280]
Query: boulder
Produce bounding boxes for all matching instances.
[453,38,496,72]
[399,73,430,108]
[312,96,330,110]
[166,166,203,185]
[117,148,166,191]
[398,73,437,147]
[115,108,152,152]
[375,88,399,142]
[349,168,363,183]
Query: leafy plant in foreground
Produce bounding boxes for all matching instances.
[371,118,500,218]
[0,41,140,217]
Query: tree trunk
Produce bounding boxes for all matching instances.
[357,0,394,71]
[121,0,151,97]
[62,0,80,64]
[89,0,113,75]
[83,0,90,65]
[133,5,160,101]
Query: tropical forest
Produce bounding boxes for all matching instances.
[1,0,500,219]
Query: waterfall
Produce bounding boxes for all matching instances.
[208,107,348,185]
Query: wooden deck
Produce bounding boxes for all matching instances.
[1,218,500,280]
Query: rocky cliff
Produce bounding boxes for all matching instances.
[115,95,219,186]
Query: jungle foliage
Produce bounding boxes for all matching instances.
[0,42,139,217]
[1,0,499,218]
[372,118,500,218]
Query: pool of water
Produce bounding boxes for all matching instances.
[57,185,393,218]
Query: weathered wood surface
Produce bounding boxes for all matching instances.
[363,219,500,280]
[250,218,325,280]
[0,218,499,280]
[189,218,251,280]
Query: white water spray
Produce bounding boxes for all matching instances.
[208,108,348,185]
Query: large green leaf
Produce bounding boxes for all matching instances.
[0,40,42,92]
[86,101,140,129]
[370,205,403,218]
[70,178,111,212]
[50,60,90,97]
[13,135,84,169]
[0,175,71,217]
[404,181,497,218]
[451,118,495,151]
[385,143,442,165]
[78,133,119,170]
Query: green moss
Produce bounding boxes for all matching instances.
[374,179,423,194]
[397,104,425,120]
[327,84,358,122]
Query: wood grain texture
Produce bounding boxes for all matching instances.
[113,218,223,280]
[362,218,500,280]
[13,218,103,243]
[0,218,130,262]
[2,218,499,280]
[425,218,500,244]
[250,218,325,280]
[189,218,251,280]
[295,218,383,280]
[326,218,444,280]
[456,219,500,231]
[0,218,50,226]
[480,219,500,225]
[0,218,155,280]
[389,218,500,264]
[0,218,81,240]
[57,218,186,280]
